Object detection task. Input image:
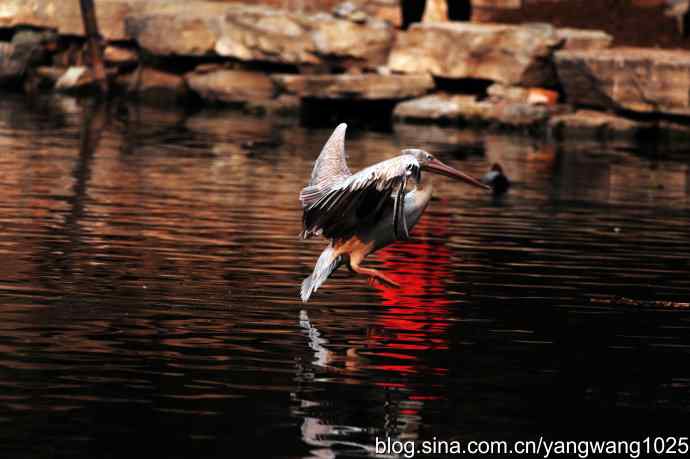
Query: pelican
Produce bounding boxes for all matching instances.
[299,123,489,302]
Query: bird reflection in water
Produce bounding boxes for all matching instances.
[294,216,455,458]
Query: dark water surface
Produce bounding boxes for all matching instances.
[0,94,689,458]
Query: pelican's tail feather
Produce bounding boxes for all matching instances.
[301,245,342,303]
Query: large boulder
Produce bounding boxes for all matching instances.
[394,94,482,122]
[54,66,95,92]
[272,73,434,99]
[104,45,138,66]
[125,6,222,57]
[388,22,561,86]
[555,47,690,116]
[393,93,561,127]
[0,0,58,30]
[126,3,394,68]
[0,0,150,41]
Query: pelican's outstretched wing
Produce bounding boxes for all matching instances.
[300,123,352,209]
[301,155,420,240]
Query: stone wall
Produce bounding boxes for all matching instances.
[1,0,690,141]
[208,0,342,13]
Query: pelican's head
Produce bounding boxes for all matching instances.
[402,148,490,190]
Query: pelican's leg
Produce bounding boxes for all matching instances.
[349,254,400,289]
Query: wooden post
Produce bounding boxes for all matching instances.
[79,0,108,94]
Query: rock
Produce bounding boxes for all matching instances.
[487,84,530,103]
[388,22,561,86]
[0,0,59,30]
[492,100,560,127]
[33,66,65,87]
[126,3,394,68]
[555,47,690,116]
[12,28,53,48]
[55,66,95,92]
[0,43,25,84]
[0,30,50,85]
[394,94,480,122]
[186,68,276,104]
[0,0,146,41]
[272,73,434,99]
[118,67,188,104]
[549,110,652,139]
[556,28,613,51]
[307,13,393,68]
[104,45,138,65]
[332,2,368,23]
[394,93,562,127]
[2,1,393,68]
[125,6,221,57]
[489,84,559,105]
[360,0,401,28]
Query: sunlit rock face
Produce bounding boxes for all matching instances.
[125,2,395,69]
[0,0,394,69]
[388,22,561,86]
[393,93,563,127]
[0,0,140,41]
[555,47,690,116]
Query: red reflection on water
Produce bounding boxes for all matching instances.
[375,215,453,345]
[367,214,459,417]
[365,212,456,391]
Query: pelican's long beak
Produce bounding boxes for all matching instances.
[424,158,491,190]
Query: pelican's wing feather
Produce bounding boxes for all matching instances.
[300,123,352,209]
[393,175,410,241]
[301,155,420,240]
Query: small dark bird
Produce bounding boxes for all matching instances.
[481,163,510,195]
[299,123,489,302]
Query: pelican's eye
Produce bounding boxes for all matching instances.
[425,153,433,161]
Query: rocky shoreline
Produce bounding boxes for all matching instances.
[2,0,690,141]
